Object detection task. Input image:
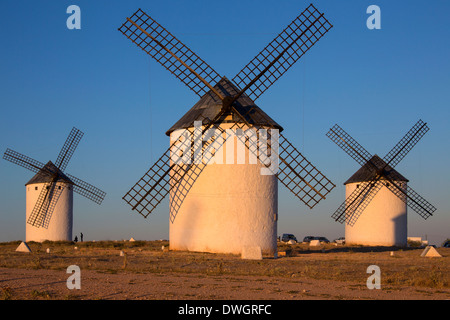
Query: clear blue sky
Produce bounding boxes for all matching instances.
[1,0,449,245]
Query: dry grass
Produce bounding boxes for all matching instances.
[1,240,449,300]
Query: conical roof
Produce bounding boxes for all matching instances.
[25,161,74,186]
[166,77,283,136]
[344,155,408,185]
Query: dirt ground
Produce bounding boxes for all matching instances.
[0,241,449,300]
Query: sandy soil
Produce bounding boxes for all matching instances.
[0,241,449,301]
[1,267,448,300]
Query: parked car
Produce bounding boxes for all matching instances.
[281,233,297,243]
[317,237,330,243]
[333,237,345,244]
[303,236,330,243]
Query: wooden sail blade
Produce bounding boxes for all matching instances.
[381,179,436,220]
[3,148,45,174]
[331,177,383,226]
[119,9,223,98]
[383,119,429,168]
[66,174,106,205]
[27,182,64,229]
[326,124,373,167]
[232,3,332,101]
[230,104,335,208]
[55,127,84,172]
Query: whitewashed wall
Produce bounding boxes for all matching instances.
[26,182,73,242]
[169,124,278,256]
[345,181,407,246]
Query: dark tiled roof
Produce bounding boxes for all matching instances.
[344,155,409,185]
[166,77,283,136]
[25,161,74,186]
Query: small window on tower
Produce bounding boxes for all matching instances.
[35,186,38,191]
[356,184,360,189]
[58,186,62,190]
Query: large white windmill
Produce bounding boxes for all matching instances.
[3,127,106,242]
[326,120,436,246]
[119,4,335,256]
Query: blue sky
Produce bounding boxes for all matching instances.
[0,0,449,245]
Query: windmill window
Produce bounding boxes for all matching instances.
[356,184,360,189]
[35,186,38,191]
[58,186,62,190]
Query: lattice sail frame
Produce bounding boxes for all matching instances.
[3,149,45,174]
[55,127,84,172]
[118,9,222,97]
[326,120,436,226]
[3,127,107,229]
[233,105,335,208]
[232,3,333,101]
[66,173,106,205]
[122,109,229,218]
[383,119,429,168]
[27,182,66,228]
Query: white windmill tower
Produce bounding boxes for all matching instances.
[326,120,436,246]
[165,79,282,255]
[3,127,106,242]
[119,5,335,256]
[343,155,409,246]
[25,161,74,242]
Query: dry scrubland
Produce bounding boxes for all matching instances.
[0,240,449,300]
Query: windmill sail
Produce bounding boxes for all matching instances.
[27,182,66,228]
[233,4,332,101]
[55,127,84,172]
[3,149,45,174]
[119,9,222,98]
